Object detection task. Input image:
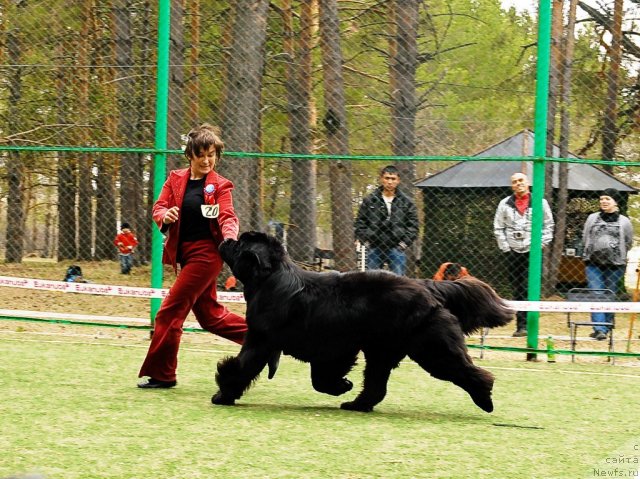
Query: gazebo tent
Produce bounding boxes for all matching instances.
[414,130,636,295]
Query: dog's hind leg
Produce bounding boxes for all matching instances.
[310,353,357,396]
[340,350,403,413]
[408,311,495,413]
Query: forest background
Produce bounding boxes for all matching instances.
[0,0,639,289]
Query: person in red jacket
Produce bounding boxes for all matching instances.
[137,123,247,389]
[114,222,139,274]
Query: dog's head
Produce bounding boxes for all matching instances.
[220,231,287,285]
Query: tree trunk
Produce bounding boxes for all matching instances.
[542,0,564,294]
[93,14,118,261]
[549,0,579,291]
[544,0,563,198]
[186,0,201,128]
[76,0,95,261]
[44,187,54,258]
[113,0,145,261]
[389,0,418,275]
[5,28,25,263]
[601,0,624,170]
[220,0,270,232]
[0,0,6,65]
[319,0,355,271]
[95,155,117,260]
[138,0,153,263]
[285,0,317,262]
[54,11,78,260]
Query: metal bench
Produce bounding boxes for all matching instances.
[566,287,616,363]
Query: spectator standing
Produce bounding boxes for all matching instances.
[355,165,419,276]
[581,188,633,340]
[493,172,554,337]
[114,222,139,274]
[137,123,247,389]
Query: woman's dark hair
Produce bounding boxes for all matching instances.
[184,123,224,162]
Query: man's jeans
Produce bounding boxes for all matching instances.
[119,253,133,274]
[505,250,530,331]
[366,246,407,276]
[584,263,624,333]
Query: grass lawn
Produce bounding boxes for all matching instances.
[1,324,639,479]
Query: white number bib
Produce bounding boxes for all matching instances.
[201,204,219,219]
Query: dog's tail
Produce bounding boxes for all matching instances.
[423,277,514,335]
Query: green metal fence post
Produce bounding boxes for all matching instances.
[150,0,171,328]
[528,0,553,360]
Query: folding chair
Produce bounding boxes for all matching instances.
[566,287,617,363]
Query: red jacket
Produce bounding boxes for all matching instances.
[152,168,240,270]
[114,231,139,254]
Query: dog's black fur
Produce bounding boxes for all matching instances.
[212,232,514,413]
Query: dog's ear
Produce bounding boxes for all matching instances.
[234,250,259,282]
[234,249,271,282]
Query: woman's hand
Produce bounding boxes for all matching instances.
[163,206,180,224]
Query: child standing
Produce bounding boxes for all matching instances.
[114,222,139,274]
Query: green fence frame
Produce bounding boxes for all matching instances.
[1,0,639,360]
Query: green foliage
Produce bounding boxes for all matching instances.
[2,0,637,260]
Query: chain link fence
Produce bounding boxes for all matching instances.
[1,0,640,358]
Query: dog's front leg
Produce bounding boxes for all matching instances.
[212,335,274,406]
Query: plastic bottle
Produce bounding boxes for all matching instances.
[546,335,556,363]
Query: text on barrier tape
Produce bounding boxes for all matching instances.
[0,275,245,303]
[1,275,639,311]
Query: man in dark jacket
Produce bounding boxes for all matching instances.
[355,165,419,275]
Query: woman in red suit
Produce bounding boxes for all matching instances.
[138,124,247,389]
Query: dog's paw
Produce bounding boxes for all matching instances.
[313,378,353,396]
[340,400,373,413]
[338,378,353,394]
[471,393,493,413]
[211,391,236,406]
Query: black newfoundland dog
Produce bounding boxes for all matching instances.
[213,232,513,413]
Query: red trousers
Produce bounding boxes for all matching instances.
[138,239,246,382]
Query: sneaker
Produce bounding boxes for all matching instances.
[593,331,607,341]
[589,331,598,338]
[512,329,527,337]
[137,377,177,389]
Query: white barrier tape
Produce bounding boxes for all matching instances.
[0,309,207,329]
[0,308,150,324]
[0,275,246,303]
[1,275,639,312]
[506,300,640,313]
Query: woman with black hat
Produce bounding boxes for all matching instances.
[581,188,633,340]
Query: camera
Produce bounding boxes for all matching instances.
[512,231,524,240]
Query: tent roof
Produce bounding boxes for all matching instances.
[414,130,637,192]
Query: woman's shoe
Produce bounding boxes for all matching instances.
[137,377,177,389]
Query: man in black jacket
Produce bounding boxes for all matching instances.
[355,165,419,275]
